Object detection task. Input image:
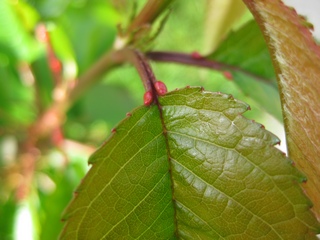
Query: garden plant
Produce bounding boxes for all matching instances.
[0,0,320,239]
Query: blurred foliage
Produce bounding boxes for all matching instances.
[0,0,288,239]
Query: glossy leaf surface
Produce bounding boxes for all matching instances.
[61,87,319,239]
[243,0,320,220]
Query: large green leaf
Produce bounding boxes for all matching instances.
[61,87,319,239]
[242,0,320,221]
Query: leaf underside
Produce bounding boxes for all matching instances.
[61,87,319,239]
[243,0,320,221]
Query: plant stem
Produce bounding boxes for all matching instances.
[148,51,224,69]
[15,0,174,201]
[69,49,157,107]
[127,0,173,33]
[16,48,141,200]
[147,51,273,85]
[68,50,123,105]
[131,50,157,92]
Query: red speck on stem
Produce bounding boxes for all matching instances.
[126,112,132,117]
[111,128,117,133]
[191,51,203,59]
[143,91,153,106]
[49,58,62,74]
[154,81,167,96]
[52,127,64,146]
[223,71,233,80]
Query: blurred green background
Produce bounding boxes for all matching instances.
[0,0,285,239]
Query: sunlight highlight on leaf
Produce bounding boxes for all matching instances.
[61,87,319,239]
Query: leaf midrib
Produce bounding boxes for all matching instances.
[73,107,162,238]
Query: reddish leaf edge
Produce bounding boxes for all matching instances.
[243,0,320,223]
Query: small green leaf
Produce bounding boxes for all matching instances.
[61,87,319,239]
[30,56,55,110]
[208,20,282,121]
[209,20,275,80]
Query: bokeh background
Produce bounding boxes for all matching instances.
[0,0,318,239]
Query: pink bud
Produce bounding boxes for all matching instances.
[191,51,203,59]
[223,71,233,80]
[143,91,153,106]
[154,81,167,96]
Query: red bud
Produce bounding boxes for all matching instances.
[143,91,153,106]
[223,71,233,80]
[191,51,203,59]
[154,81,167,96]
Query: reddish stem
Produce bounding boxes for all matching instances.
[147,51,273,85]
[127,0,173,34]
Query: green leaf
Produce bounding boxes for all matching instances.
[30,55,55,110]
[243,0,320,221]
[61,87,319,238]
[57,2,118,74]
[26,0,72,19]
[0,44,35,127]
[0,1,41,62]
[38,156,89,240]
[231,71,282,121]
[208,20,282,121]
[0,195,17,240]
[210,20,275,80]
